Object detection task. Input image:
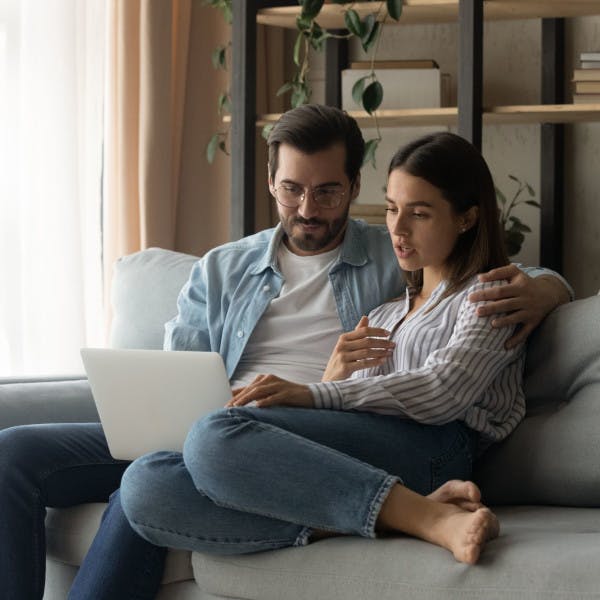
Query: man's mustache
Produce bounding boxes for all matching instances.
[291,217,327,227]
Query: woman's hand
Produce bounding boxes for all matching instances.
[322,316,395,382]
[226,374,313,409]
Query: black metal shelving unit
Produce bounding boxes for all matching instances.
[230,1,596,271]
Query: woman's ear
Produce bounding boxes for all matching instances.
[461,206,479,232]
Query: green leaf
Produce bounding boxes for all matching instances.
[526,183,535,196]
[211,46,226,70]
[276,82,294,97]
[261,123,275,140]
[504,230,525,256]
[296,15,312,31]
[218,140,229,156]
[362,80,384,114]
[301,0,324,21]
[309,23,329,51]
[217,92,231,115]
[344,9,364,37]
[508,174,519,183]
[206,133,220,164]
[293,31,304,67]
[361,14,380,52]
[291,84,310,108]
[508,216,532,233]
[363,139,380,168]
[352,76,368,106]
[386,0,403,21]
[525,200,541,208]
[222,4,232,24]
[495,186,507,206]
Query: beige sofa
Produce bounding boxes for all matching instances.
[1,247,599,599]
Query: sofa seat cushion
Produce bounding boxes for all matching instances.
[45,504,194,585]
[191,506,600,600]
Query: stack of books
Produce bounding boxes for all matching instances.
[572,52,600,104]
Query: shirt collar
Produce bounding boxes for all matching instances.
[250,218,369,276]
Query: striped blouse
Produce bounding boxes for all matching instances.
[308,276,526,444]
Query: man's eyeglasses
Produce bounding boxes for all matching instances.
[272,182,350,210]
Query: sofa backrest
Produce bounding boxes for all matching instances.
[109,247,198,349]
[111,249,600,507]
[476,295,600,507]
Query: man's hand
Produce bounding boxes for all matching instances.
[226,374,313,409]
[321,316,395,381]
[470,265,569,349]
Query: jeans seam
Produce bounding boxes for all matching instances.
[130,517,294,548]
[32,487,44,600]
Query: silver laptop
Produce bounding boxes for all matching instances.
[80,348,231,460]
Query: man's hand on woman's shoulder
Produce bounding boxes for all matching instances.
[469,264,570,349]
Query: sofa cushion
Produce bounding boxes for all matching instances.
[475,296,600,505]
[110,248,198,350]
[191,506,600,600]
[46,504,194,585]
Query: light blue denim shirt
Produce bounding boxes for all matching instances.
[164,219,405,378]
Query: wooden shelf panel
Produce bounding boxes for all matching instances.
[257,1,600,29]
[224,105,600,127]
[484,104,600,124]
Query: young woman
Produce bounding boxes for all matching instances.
[120,132,525,565]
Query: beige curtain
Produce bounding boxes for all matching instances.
[103,0,231,297]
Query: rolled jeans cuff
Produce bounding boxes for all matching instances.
[363,474,400,538]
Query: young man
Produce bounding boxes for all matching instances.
[0,105,570,600]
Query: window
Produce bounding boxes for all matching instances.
[0,0,105,376]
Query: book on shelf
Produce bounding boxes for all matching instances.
[573,68,600,81]
[580,52,600,62]
[342,67,446,110]
[573,81,600,94]
[573,94,600,104]
[350,59,438,70]
[580,61,600,69]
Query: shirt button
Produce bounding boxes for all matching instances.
[237,330,244,338]
[263,285,270,292]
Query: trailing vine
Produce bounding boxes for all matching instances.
[205,0,232,163]
[205,0,404,165]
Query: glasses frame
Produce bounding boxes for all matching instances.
[271,181,353,210]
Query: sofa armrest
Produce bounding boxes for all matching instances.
[0,378,99,431]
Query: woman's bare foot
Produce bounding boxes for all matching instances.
[430,505,500,564]
[377,484,500,564]
[427,480,483,511]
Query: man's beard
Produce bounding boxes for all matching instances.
[281,210,349,253]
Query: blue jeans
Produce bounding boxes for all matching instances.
[121,407,476,555]
[0,423,166,600]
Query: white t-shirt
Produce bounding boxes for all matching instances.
[231,244,343,387]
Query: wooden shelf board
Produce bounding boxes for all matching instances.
[223,105,600,128]
[257,1,600,29]
[484,104,600,124]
